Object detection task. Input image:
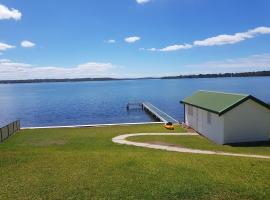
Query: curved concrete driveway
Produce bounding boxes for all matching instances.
[112,133,270,159]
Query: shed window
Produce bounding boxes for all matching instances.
[187,105,193,116]
[207,112,212,124]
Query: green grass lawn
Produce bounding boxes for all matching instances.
[0,124,269,200]
[128,134,270,156]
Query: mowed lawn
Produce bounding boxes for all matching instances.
[0,124,269,200]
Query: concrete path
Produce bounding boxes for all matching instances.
[112,133,270,159]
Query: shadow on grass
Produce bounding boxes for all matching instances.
[227,140,270,147]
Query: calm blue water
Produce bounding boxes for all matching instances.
[0,77,270,127]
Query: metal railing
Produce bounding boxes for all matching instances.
[0,120,20,142]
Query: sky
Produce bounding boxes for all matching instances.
[0,0,270,80]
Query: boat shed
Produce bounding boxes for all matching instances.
[180,91,270,144]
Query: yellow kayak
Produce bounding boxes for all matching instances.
[164,122,174,130]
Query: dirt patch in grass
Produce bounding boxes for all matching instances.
[148,141,184,148]
[27,139,67,147]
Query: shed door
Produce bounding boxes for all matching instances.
[198,109,203,133]
[194,107,198,131]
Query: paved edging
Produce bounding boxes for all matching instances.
[112,133,270,159]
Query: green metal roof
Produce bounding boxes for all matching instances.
[180,90,269,115]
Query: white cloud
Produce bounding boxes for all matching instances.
[136,0,151,4]
[249,26,270,34]
[0,59,32,68]
[147,26,270,52]
[77,62,113,71]
[0,60,116,80]
[161,44,193,52]
[0,59,11,63]
[153,44,193,52]
[21,40,36,48]
[125,36,141,43]
[0,42,16,51]
[185,53,270,69]
[194,26,270,46]
[0,4,22,20]
[106,39,116,43]
[148,48,157,51]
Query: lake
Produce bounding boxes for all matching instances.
[0,77,270,127]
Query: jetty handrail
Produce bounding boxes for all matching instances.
[143,102,178,122]
[142,102,179,124]
[143,103,168,122]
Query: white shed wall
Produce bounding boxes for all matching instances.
[223,99,270,143]
[185,105,224,144]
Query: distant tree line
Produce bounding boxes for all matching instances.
[162,71,270,79]
[0,77,119,84]
[0,70,270,84]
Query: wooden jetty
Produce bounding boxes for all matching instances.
[126,103,143,110]
[127,102,179,124]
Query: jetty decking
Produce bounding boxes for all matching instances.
[142,102,179,124]
[126,103,143,110]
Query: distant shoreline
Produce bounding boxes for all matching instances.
[0,70,269,84]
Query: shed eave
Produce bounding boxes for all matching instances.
[180,101,221,115]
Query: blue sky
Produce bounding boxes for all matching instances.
[0,0,270,79]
